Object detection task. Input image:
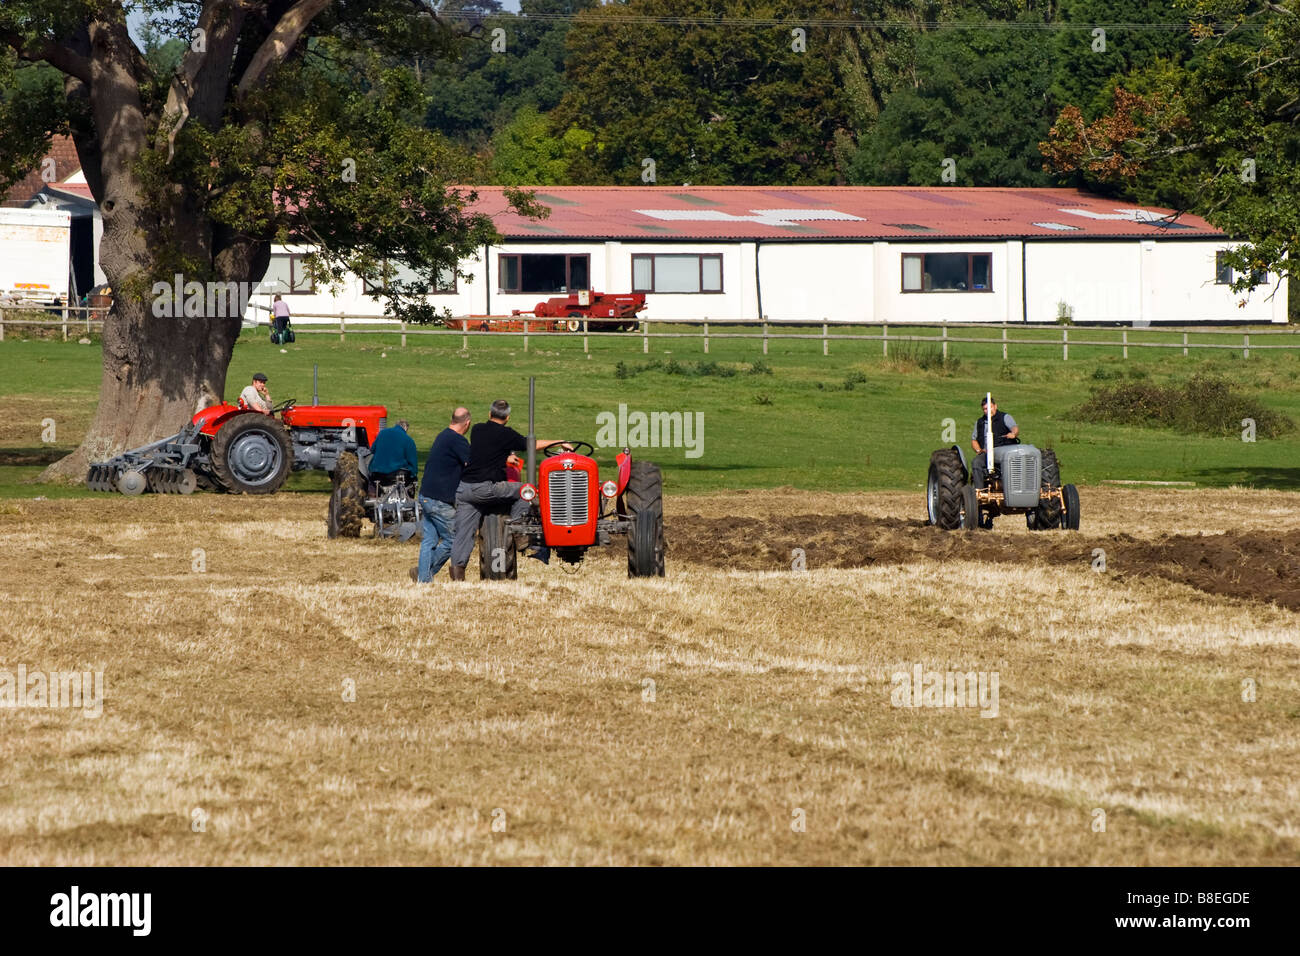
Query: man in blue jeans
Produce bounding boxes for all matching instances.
[410,407,471,583]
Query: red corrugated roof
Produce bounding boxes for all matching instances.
[468,186,1224,241]
[1,135,81,206]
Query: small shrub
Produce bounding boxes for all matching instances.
[753,393,773,406]
[748,360,773,375]
[1072,373,1294,438]
[843,370,868,390]
[999,361,1018,381]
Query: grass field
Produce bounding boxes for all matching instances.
[1,325,1298,865]
[2,321,1299,497]
[0,488,1296,865]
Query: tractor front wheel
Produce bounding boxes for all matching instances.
[1061,484,1081,530]
[927,449,966,530]
[211,413,292,494]
[327,452,366,538]
[477,512,518,580]
[625,460,665,577]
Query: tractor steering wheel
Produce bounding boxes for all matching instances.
[544,440,594,457]
[271,398,297,414]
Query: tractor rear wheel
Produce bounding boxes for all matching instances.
[327,452,366,538]
[477,512,518,580]
[210,413,292,494]
[927,448,966,530]
[1061,484,1081,530]
[625,460,665,577]
[1034,449,1062,530]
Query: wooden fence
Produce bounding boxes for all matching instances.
[2,307,1297,360]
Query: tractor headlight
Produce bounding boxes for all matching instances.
[520,483,537,501]
[602,480,618,498]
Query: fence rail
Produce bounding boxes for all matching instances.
[2,307,1296,360]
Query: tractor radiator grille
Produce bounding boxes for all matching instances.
[547,472,589,526]
[1005,453,1036,497]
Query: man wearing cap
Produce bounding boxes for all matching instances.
[970,395,1019,490]
[239,373,273,413]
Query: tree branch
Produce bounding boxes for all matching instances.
[161,0,252,161]
[236,0,331,99]
[0,29,93,85]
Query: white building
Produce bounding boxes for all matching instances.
[267,187,1285,325]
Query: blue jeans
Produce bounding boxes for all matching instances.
[418,496,455,582]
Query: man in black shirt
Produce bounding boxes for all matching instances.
[411,407,471,583]
[970,395,1020,490]
[447,398,571,580]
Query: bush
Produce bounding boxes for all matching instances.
[753,393,773,406]
[843,370,868,390]
[1073,373,1294,438]
[748,360,773,376]
[884,340,962,375]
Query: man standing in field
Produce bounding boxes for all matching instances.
[411,407,471,583]
[446,399,570,581]
[970,395,1019,489]
[238,372,273,413]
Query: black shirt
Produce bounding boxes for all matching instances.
[419,427,471,503]
[461,420,527,484]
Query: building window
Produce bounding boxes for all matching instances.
[364,260,456,295]
[901,253,992,292]
[262,253,316,294]
[1214,251,1264,287]
[497,254,589,294]
[631,254,723,293]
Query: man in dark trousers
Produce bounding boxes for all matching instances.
[368,419,419,485]
[970,395,1020,490]
[411,407,471,583]
[446,399,570,581]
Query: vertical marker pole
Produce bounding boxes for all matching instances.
[527,377,536,487]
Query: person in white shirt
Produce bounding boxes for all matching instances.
[238,372,273,413]
[272,294,291,338]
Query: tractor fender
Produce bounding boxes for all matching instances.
[614,449,632,497]
[950,445,969,483]
[356,445,374,481]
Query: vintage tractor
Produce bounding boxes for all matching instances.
[86,395,388,496]
[326,449,422,541]
[475,379,665,580]
[927,394,1080,532]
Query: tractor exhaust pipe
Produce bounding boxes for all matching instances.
[986,391,994,477]
[527,376,536,486]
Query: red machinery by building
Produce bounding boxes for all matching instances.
[447,291,647,333]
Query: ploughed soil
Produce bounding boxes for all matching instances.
[665,514,1300,610]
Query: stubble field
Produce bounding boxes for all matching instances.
[1,486,1296,865]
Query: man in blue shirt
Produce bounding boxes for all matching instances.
[368,419,419,485]
[411,407,471,582]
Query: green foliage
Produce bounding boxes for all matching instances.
[1074,373,1294,437]
[490,105,597,185]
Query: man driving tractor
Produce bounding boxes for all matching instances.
[970,395,1019,490]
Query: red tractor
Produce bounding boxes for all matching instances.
[86,398,388,495]
[475,380,665,580]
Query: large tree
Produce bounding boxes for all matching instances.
[0,1,533,480]
[1041,0,1300,289]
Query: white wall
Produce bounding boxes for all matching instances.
[256,237,1286,325]
[757,243,872,322]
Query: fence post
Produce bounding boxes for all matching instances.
[462,330,468,352]
[703,318,709,355]
[1122,329,1128,359]
[85,308,91,334]
[643,319,649,354]
[763,316,769,356]
[0,313,5,342]
[1182,332,1188,357]
[524,318,529,352]
[583,331,589,355]
[339,312,345,343]
[62,302,68,342]
[882,318,888,357]
[400,320,407,348]
[1243,334,1250,360]
[822,320,828,356]
[942,321,948,361]
[1002,325,1008,361]
[1062,327,1068,361]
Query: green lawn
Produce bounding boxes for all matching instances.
[3,322,1299,497]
